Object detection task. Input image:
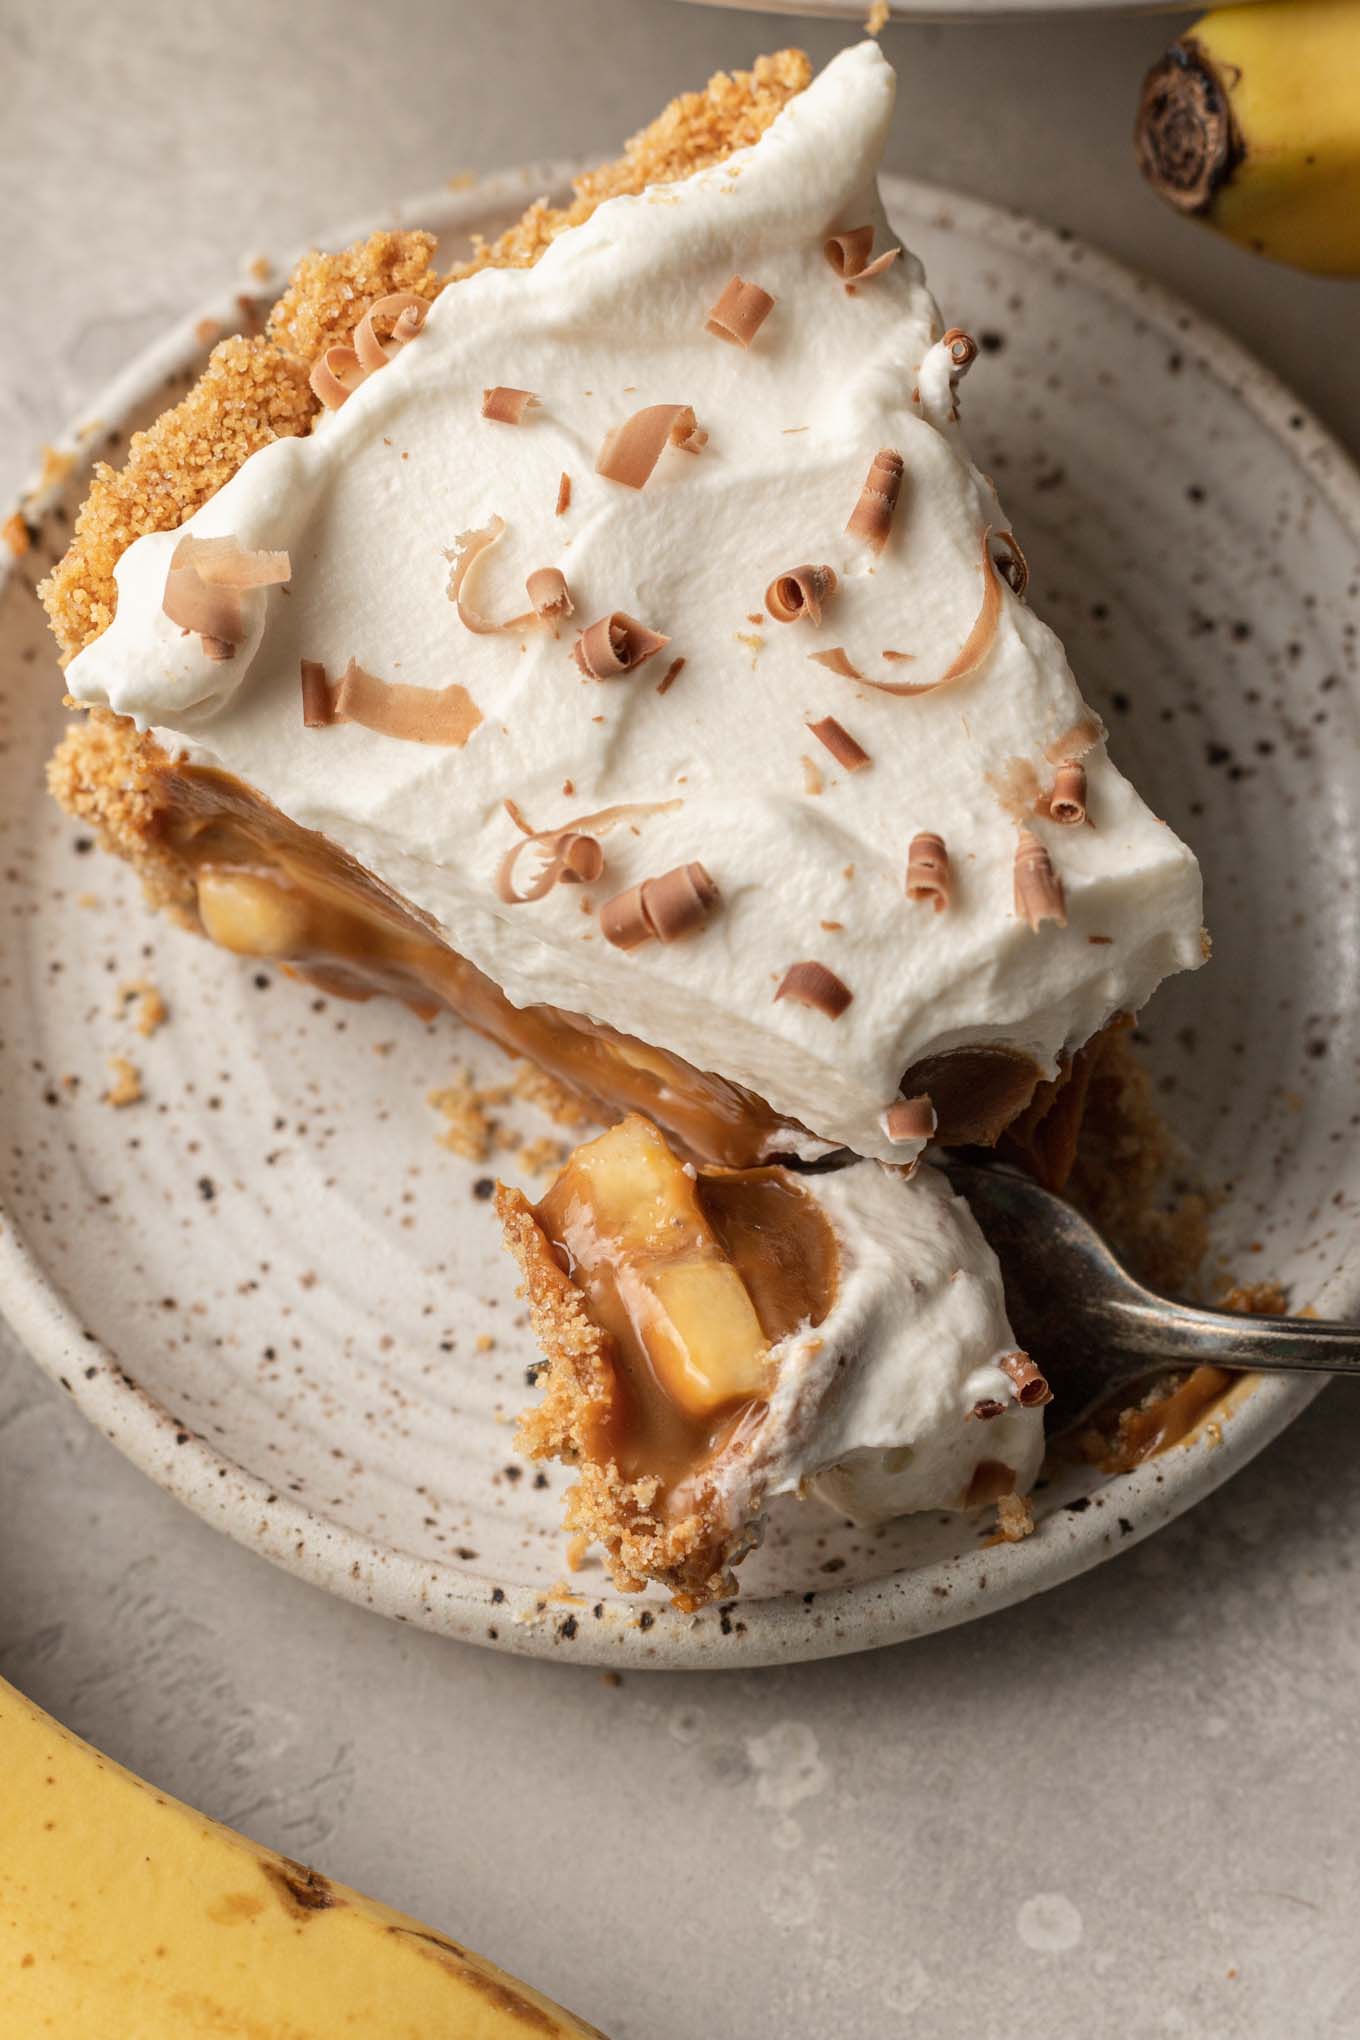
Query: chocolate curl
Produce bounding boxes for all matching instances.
[882,1094,936,1143]
[299,658,333,728]
[555,472,572,516]
[162,535,291,658]
[774,961,853,1019]
[574,612,670,679]
[824,225,900,288]
[845,448,904,554]
[308,344,365,410]
[1014,829,1067,931]
[600,862,719,949]
[495,798,681,907]
[806,716,870,772]
[808,648,865,682]
[331,659,482,748]
[352,291,428,374]
[1048,761,1088,826]
[905,832,950,911]
[481,386,540,425]
[596,404,706,490]
[525,567,574,624]
[993,530,1029,599]
[765,565,838,627]
[941,326,979,373]
[849,528,1004,699]
[446,517,511,634]
[705,276,776,348]
[999,1349,1053,1408]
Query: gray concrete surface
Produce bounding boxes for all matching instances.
[4,3,1360,2034]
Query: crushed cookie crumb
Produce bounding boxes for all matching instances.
[119,979,168,1037]
[103,1056,143,1108]
[3,510,31,558]
[996,1492,1034,1542]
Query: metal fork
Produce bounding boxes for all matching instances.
[940,1152,1360,1431]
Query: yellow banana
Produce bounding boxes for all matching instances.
[0,1673,607,2038]
[1135,0,1360,276]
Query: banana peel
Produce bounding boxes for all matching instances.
[0,1672,607,2038]
[1135,0,1360,276]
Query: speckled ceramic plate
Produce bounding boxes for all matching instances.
[676,1,1261,20]
[3,171,1358,1669]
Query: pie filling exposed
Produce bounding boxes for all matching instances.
[39,39,1213,1608]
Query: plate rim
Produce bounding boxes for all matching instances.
[2,165,1354,1669]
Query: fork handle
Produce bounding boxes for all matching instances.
[1110,1296,1360,1376]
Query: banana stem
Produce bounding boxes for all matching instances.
[1135,39,1244,215]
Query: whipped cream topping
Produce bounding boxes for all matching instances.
[689,1159,1043,1541]
[68,41,1204,1165]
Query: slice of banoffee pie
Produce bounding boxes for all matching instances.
[44,43,1204,1604]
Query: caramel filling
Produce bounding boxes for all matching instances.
[533,1116,838,1496]
[154,765,803,1169]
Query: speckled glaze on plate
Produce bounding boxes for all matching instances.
[2,172,1358,1669]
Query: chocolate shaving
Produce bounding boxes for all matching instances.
[299,659,332,728]
[496,799,680,907]
[308,344,365,410]
[574,612,670,679]
[555,472,572,516]
[1013,828,1067,931]
[481,387,539,425]
[600,862,719,949]
[806,716,870,772]
[525,567,574,624]
[765,565,838,627]
[808,648,865,682]
[1047,761,1088,826]
[941,326,979,372]
[656,656,686,696]
[905,832,950,911]
[309,292,427,410]
[330,658,482,748]
[1044,717,1104,764]
[775,961,853,1019]
[999,1349,1053,1408]
[596,404,706,490]
[163,534,290,658]
[705,276,776,348]
[841,527,1004,698]
[882,1095,936,1143]
[824,225,899,288]
[969,1399,1008,1423]
[845,448,903,554]
[352,291,428,374]
[992,530,1029,599]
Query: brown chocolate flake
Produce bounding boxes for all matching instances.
[656,656,686,696]
[308,344,365,410]
[808,647,865,682]
[801,756,824,795]
[596,403,706,490]
[555,471,572,516]
[1045,717,1104,764]
[807,716,870,772]
[853,527,1004,698]
[882,1094,936,1143]
[775,961,853,1019]
[525,567,574,624]
[574,612,670,679]
[905,832,950,911]
[765,564,838,627]
[992,530,1029,599]
[299,659,333,728]
[600,862,719,949]
[331,658,482,748]
[824,225,900,288]
[1013,829,1066,931]
[481,386,540,425]
[496,799,681,907]
[162,534,290,658]
[1047,761,1088,826]
[705,276,776,348]
[969,1399,1008,1423]
[882,650,915,663]
[941,326,979,372]
[999,1349,1053,1408]
[845,448,903,554]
